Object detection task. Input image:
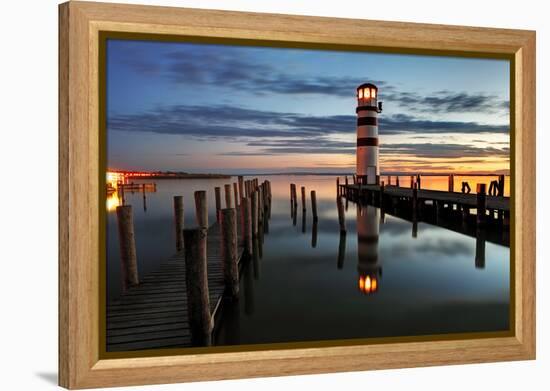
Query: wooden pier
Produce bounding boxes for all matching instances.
[339,182,510,246]
[107,178,271,352]
[107,219,243,351]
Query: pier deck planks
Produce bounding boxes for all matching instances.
[107,211,244,352]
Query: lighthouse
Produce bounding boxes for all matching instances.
[356,83,382,185]
[357,205,382,294]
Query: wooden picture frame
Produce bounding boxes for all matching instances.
[59,1,536,388]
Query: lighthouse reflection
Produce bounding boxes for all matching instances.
[356,204,382,294]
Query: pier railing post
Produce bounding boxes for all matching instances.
[183,228,212,346]
[221,208,239,299]
[336,196,346,233]
[476,183,487,226]
[311,190,318,221]
[214,187,221,222]
[116,205,139,291]
[224,184,232,208]
[194,190,208,229]
[173,196,184,252]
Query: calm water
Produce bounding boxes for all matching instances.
[106,175,510,344]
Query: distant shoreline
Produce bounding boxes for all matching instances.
[115,170,509,178]
[231,172,511,177]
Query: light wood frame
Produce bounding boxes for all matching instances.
[59,1,536,388]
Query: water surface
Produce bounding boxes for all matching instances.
[106,175,510,344]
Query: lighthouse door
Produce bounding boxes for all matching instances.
[366,166,377,184]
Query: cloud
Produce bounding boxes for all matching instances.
[108,105,354,139]
[116,43,508,115]
[108,104,509,159]
[381,143,509,159]
[109,104,508,140]
[382,90,509,114]
[380,114,508,134]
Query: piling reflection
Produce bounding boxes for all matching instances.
[475,228,486,269]
[311,220,318,248]
[337,232,346,270]
[252,237,260,280]
[243,257,255,315]
[357,204,382,294]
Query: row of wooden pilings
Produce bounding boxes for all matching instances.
[115,175,272,346]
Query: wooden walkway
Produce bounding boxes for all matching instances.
[106,218,244,352]
[341,184,509,211]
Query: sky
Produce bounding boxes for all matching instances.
[106,39,510,174]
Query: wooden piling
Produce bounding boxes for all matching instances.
[416,174,421,190]
[311,190,318,221]
[258,184,263,219]
[183,228,212,346]
[498,174,505,196]
[476,183,487,226]
[396,176,400,187]
[387,175,391,185]
[173,196,184,252]
[448,174,454,192]
[238,176,244,200]
[251,191,259,236]
[243,197,252,256]
[336,177,340,196]
[224,184,232,209]
[380,181,385,208]
[142,186,147,212]
[410,175,414,189]
[221,208,239,298]
[412,183,418,220]
[214,187,221,221]
[194,190,208,229]
[116,205,139,291]
[336,196,346,233]
[233,182,239,207]
[301,186,306,212]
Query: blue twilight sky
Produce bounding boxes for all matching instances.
[106,39,510,174]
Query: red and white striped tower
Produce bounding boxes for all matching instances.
[356,83,382,185]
